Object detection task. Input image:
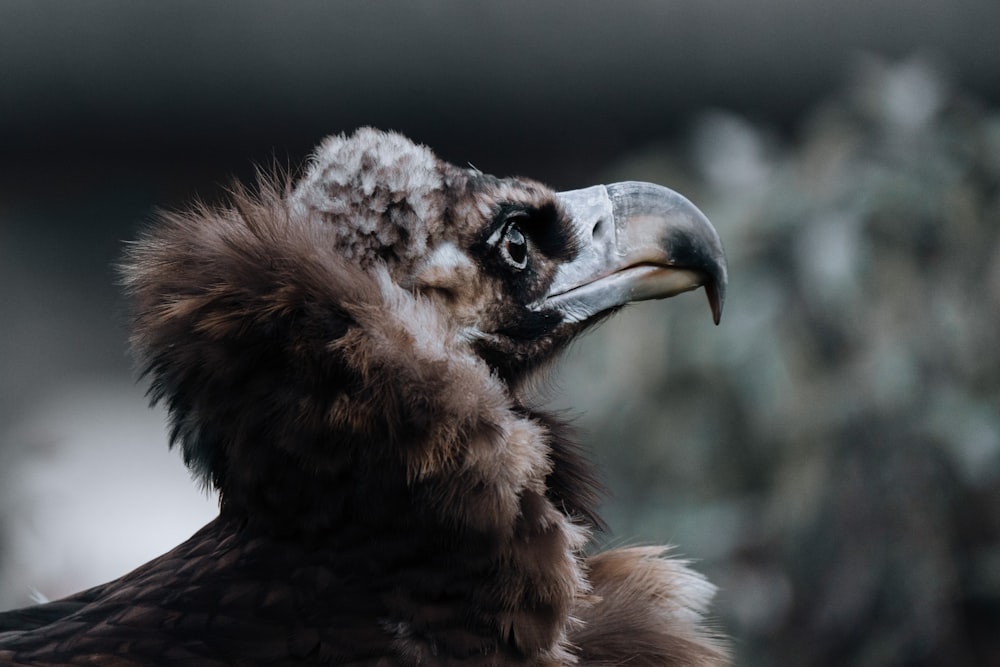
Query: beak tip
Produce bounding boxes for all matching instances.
[706,279,726,325]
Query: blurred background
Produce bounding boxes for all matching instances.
[2,1,999,664]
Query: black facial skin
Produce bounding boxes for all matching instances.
[464,201,591,385]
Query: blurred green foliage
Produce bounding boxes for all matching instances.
[560,56,1000,666]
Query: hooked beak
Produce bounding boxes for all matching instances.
[533,182,727,325]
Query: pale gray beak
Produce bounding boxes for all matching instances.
[534,182,727,324]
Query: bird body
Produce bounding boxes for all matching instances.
[0,129,728,666]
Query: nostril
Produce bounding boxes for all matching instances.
[592,218,608,242]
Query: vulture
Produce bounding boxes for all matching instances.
[0,129,729,666]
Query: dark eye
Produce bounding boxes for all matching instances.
[500,220,528,269]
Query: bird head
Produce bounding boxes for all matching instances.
[288,128,727,386]
[122,128,726,532]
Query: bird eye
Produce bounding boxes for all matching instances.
[500,221,528,269]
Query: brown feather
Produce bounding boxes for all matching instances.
[0,129,727,665]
